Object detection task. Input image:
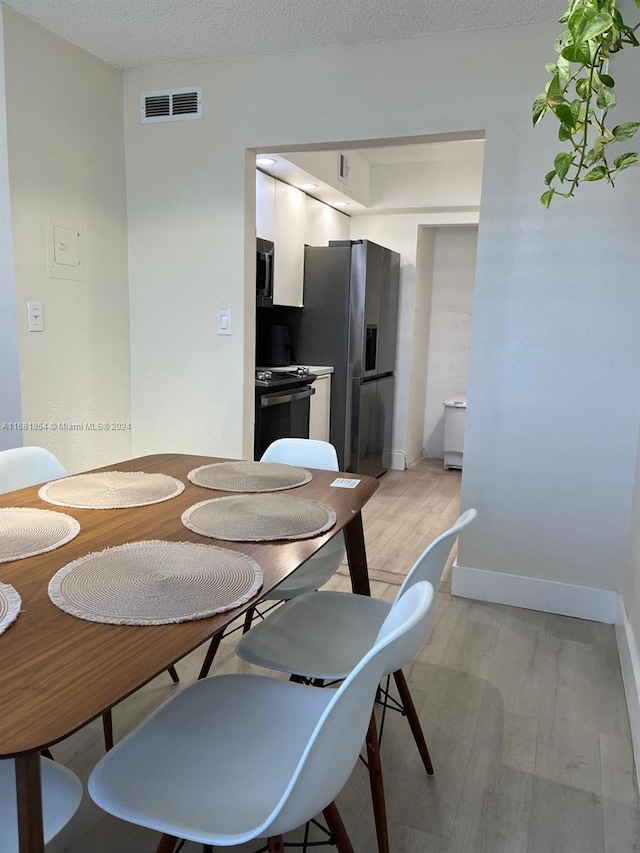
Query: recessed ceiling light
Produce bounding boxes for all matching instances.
[299,183,318,190]
[256,157,276,166]
[334,201,349,207]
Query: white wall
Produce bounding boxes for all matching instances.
[0,7,21,447]
[3,8,131,473]
[423,227,478,458]
[369,159,482,211]
[123,22,640,597]
[284,149,371,206]
[624,425,640,644]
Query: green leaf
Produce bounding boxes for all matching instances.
[561,42,593,64]
[544,170,557,186]
[575,78,590,98]
[584,147,602,167]
[545,63,558,75]
[634,0,640,9]
[614,152,640,171]
[559,123,574,142]
[612,122,640,142]
[555,31,574,54]
[554,152,573,181]
[599,73,615,87]
[540,189,555,208]
[546,72,564,107]
[532,94,549,126]
[582,165,608,181]
[568,9,587,40]
[576,13,613,43]
[554,103,577,127]
[557,56,572,81]
[596,86,617,109]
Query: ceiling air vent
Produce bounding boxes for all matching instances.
[140,87,202,124]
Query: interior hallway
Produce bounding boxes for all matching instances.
[47,460,639,853]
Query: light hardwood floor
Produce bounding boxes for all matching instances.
[47,459,639,853]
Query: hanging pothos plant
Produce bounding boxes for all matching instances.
[533,0,640,207]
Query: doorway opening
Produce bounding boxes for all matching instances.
[249,131,485,475]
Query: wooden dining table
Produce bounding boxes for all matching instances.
[0,452,378,853]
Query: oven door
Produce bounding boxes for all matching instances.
[254,385,315,460]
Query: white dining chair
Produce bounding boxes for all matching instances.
[0,446,67,493]
[197,438,346,680]
[0,445,180,753]
[0,757,82,852]
[88,581,435,853]
[235,509,477,783]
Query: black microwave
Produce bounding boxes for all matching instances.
[257,238,274,307]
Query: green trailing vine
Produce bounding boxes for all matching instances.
[533,0,640,207]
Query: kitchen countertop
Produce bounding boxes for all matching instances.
[256,365,334,377]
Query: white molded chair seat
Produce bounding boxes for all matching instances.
[236,509,477,682]
[239,592,391,680]
[0,446,67,494]
[0,757,82,852]
[89,583,435,851]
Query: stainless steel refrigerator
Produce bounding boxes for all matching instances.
[296,240,400,476]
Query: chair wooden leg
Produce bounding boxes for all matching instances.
[102,710,114,751]
[365,711,390,853]
[155,833,178,853]
[392,669,434,776]
[198,632,222,680]
[268,836,285,852]
[167,665,180,683]
[242,606,256,634]
[323,801,355,853]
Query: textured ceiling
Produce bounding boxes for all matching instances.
[4,0,564,70]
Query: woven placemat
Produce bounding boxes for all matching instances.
[188,460,312,493]
[0,582,21,635]
[38,471,185,509]
[182,494,336,542]
[48,539,263,626]
[0,507,81,563]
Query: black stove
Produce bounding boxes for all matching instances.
[255,367,317,389]
[253,368,317,459]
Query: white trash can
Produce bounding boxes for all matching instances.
[443,394,467,470]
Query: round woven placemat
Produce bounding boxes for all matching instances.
[0,507,81,563]
[0,582,21,635]
[182,494,336,542]
[38,471,185,509]
[188,460,312,493]
[48,539,263,626]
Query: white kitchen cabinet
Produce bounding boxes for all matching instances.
[273,180,306,307]
[309,373,331,442]
[305,196,350,247]
[256,171,276,242]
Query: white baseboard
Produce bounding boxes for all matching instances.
[451,564,619,624]
[389,451,407,471]
[616,597,640,780]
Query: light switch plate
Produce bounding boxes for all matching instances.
[27,301,44,332]
[217,309,232,335]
